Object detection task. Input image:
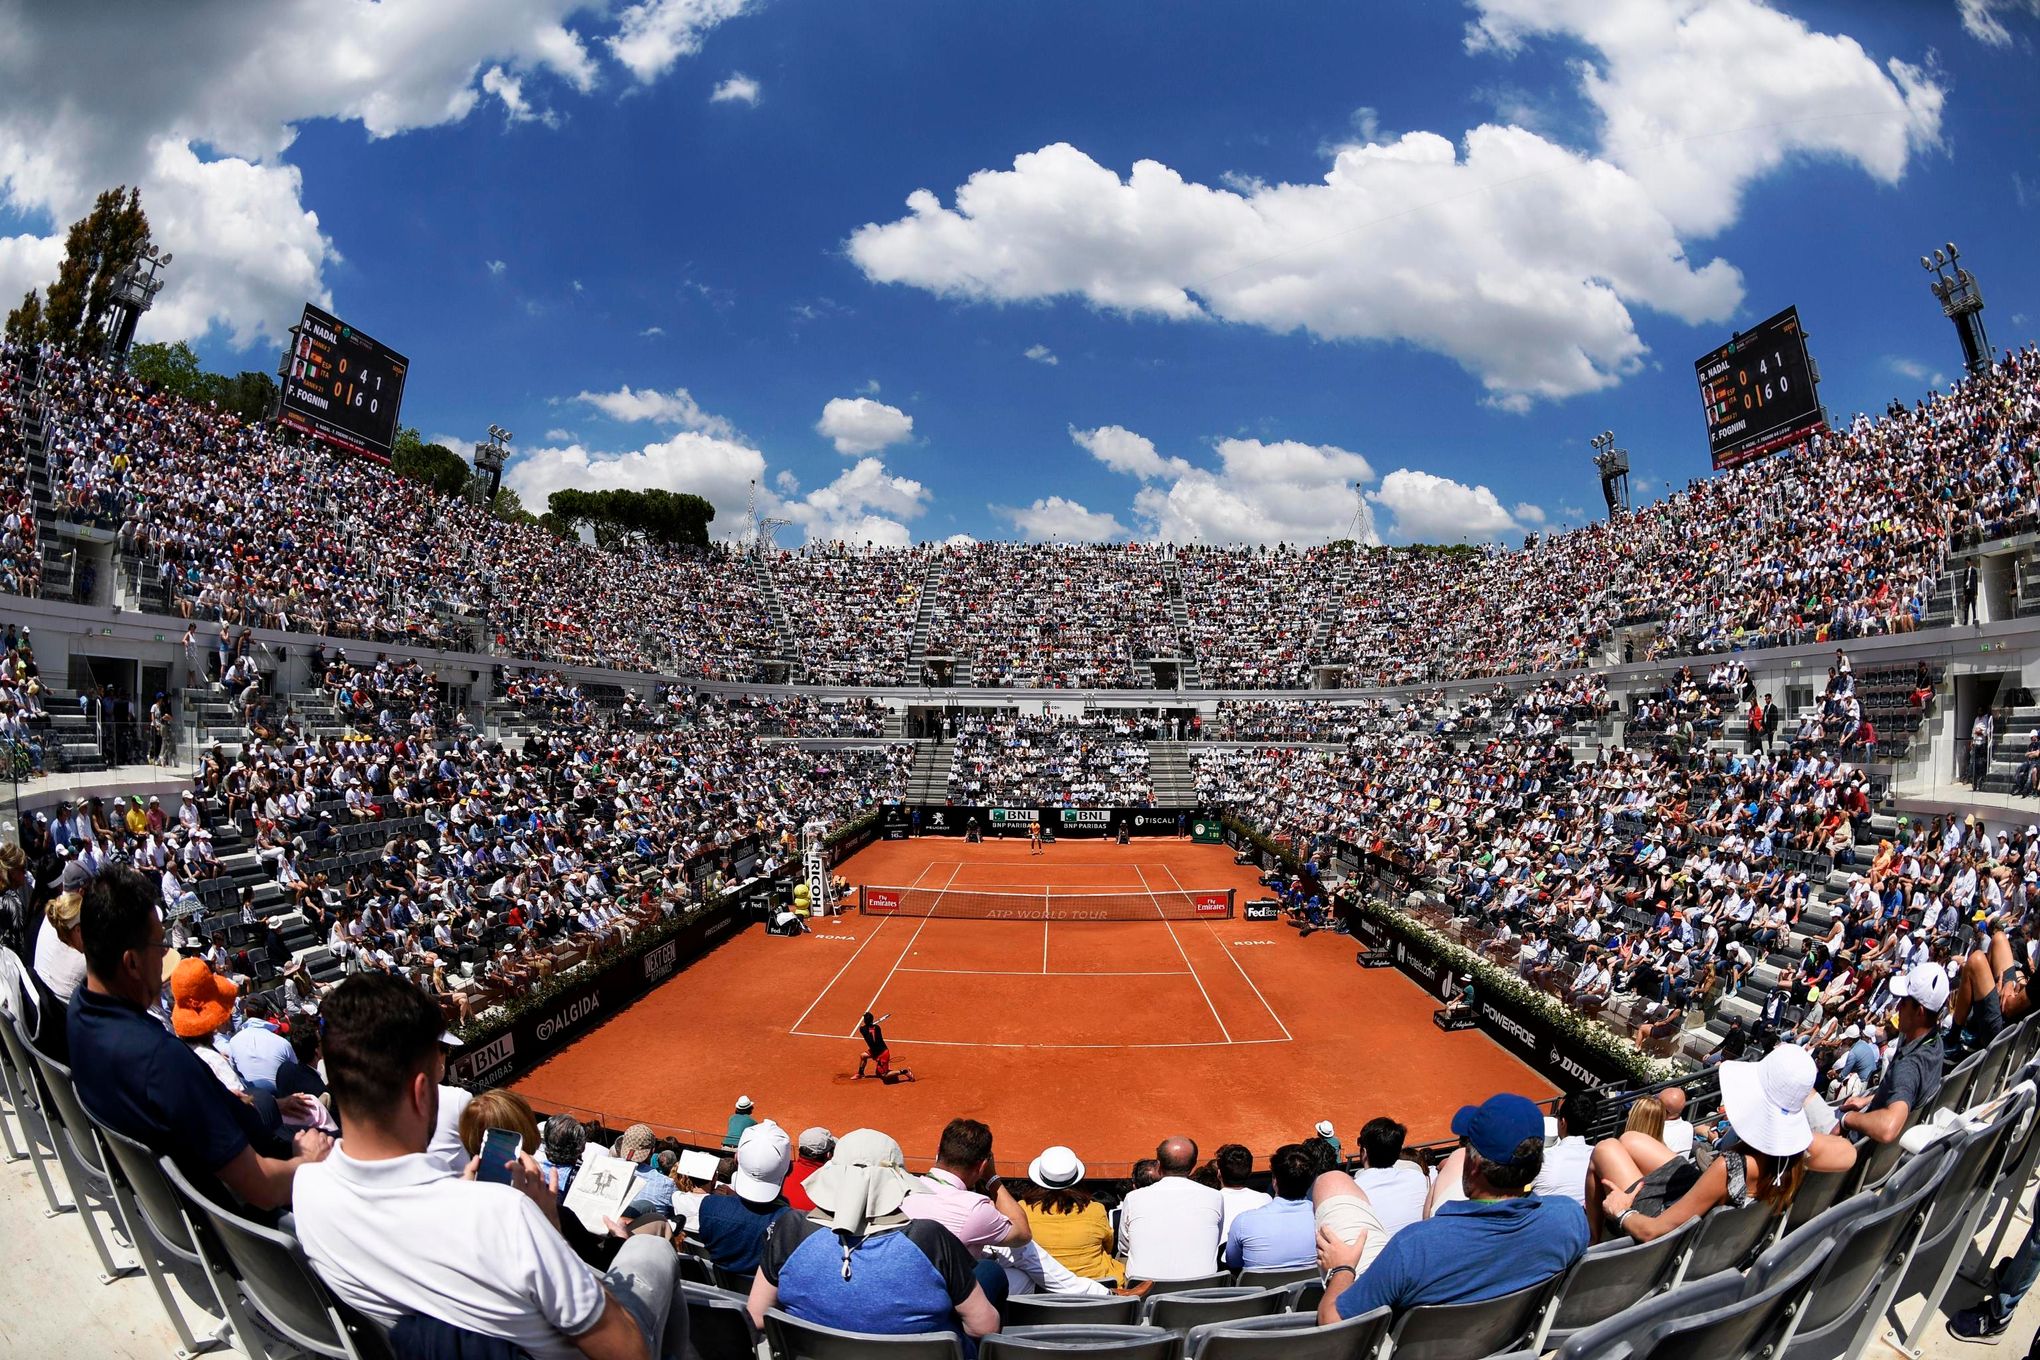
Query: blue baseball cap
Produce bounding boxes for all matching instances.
[1451,1093,1546,1163]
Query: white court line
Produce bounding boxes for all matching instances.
[785,860,938,1035]
[1136,863,1232,1044]
[852,861,962,1035]
[895,967,1190,977]
[788,1029,1290,1051]
[1161,861,1294,1042]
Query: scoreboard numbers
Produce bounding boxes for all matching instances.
[277,302,409,461]
[1693,305,1823,471]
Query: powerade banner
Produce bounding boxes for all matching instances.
[1338,901,1639,1091]
[910,806,1198,838]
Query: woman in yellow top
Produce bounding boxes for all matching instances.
[1015,1146,1119,1280]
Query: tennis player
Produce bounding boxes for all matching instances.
[854,1010,916,1083]
[1029,820,1043,856]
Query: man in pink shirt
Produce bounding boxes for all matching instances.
[902,1118,1032,1311]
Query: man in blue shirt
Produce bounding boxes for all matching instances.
[1226,1144,1316,1270]
[698,1120,792,1273]
[68,866,329,1212]
[1317,1093,1588,1323]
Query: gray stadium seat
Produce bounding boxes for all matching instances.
[1970,1058,2040,1273]
[681,1281,764,1360]
[1006,1295,1146,1327]
[1383,1269,1569,1360]
[1140,1286,1287,1331]
[980,1324,1181,1358]
[764,1308,965,1359]
[1184,1306,1391,1360]
[1778,1166,1849,1235]
[1230,1264,1318,1289]
[95,1117,245,1357]
[1562,1238,1831,1360]
[1129,1271,1230,1295]
[20,1039,142,1285]
[0,965,70,1217]
[1667,1197,1772,1286]
[1530,1216,1696,1351]
[165,1155,398,1360]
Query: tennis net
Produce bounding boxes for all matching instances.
[857,885,1234,921]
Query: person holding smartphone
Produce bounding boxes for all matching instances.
[294,974,690,1360]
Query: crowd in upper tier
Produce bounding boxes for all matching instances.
[1,343,2036,691]
[944,711,1160,807]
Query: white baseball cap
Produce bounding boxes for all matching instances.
[1892,962,1951,1013]
[730,1120,792,1204]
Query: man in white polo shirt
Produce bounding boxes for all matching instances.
[1118,1135,1223,1281]
[294,974,687,1360]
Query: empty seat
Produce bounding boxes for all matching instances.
[1142,1287,1286,1332]
[980,1324,1181,1358]
[681,1281,764,1360]
[95,1117,249,1357]
[1007,1295,1145,1327]
[1383,1270,1568,1360]
[764,1308,965,1359]
[20,1040,142,1286]
[1230,1265,1318,1289]
[1779,1167,1849,1234]
[1129,1272,1230,1295]
[1531,1216,1695,1350]
[1184,1305,1391,1360]
[1560,1238,1831,1360]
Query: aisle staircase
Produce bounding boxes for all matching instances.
[1162,556,1201,689]
[749,553,805,681]
[1147,742,1198,804]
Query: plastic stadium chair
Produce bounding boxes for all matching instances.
[1561,1239,1830,1360]
[1778,1167,1849,1235]
[764,1309,965,1360]
[1743,1185,1927,1360]
[1970,1059,2040,1276]
[1282,1280,1324,1315]
[1006,1295,1146,1327]
[1529,1216,1696,1351]
[20,1039,142,1285]
[0,949,38,1163]
[165,1156,398,1360]
[1129,1271,1231,1295]
[95,1117,246,1358]
[0,988,75,1217]
[681,1282,764,1360]
[980,1324,1181,1358]
[1666,1197,1773,1286]
[1884,1085,2032,1353]
[1184,1305,1391,1360]
[1141,1286,1287,1332]
[1230,1265,1318,1289]
[1383,1269,1569,1360]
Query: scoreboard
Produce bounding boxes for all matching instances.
[278,303,408,461]
[1694,305,1822,470]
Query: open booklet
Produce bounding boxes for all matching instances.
[560,1151,642,1234]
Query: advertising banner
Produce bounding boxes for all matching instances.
[864,888,902,914]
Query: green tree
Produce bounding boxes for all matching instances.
[491,486,534,524]
[3,290,43,346]
[390,434,474,498]
[128,340,204,393]
[41,186,152,350]
[545,486,713,548]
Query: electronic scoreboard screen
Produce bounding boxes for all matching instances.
[278,303,408,461]
[1694,305,1822,470]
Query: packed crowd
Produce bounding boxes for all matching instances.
[0,352,39,599]
[945,711,1156,807]
[922,542,1184,688]
[3,345,2039,693]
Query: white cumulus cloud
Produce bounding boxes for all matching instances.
[1024,343,1059,365]
[710,73,761,105]
[817,396,914,455]
[1000,496,1127,542]
[609,0,756,82]
[1367,468,1523,543]
[1076,426,1378,545]
[573,384,738,438]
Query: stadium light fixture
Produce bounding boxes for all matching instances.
[1590,430,1629,522]
[104,244,170,367]
[1920,239,1992,378]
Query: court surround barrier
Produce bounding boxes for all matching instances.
[857,883,1235,921]
[883,804,1218,840]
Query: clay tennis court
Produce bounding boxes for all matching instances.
[514,838,1553,1173]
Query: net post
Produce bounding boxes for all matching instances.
[1228,887,1236,918]
[856,884,865,915]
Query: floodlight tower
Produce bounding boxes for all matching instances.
[472,425,512,502]
[1590,431,1630,520]
[104,246,170,366]
[1920,242,1993,378]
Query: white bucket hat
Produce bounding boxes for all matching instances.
[1719,1044,1818,1158]
[1027,1146,1086,1190]
[800,1128,924,1238]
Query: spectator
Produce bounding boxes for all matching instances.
[696,1120,792,1275]
[723,1095,758,1149]
[1307,1119,1343,1166]
[226,996,295,1094]
[615,1124,677,1218]
[1351,1117,1430,1238]
[68,867,329,1211]
[1591,1046,1855,1242]
[540,1114,587,1197]
[1225,1144,1317,1271]
[1840,962,1948,1145]
[785,1126,833,1213]
[1532,1094,1592,1206]
[1658,1087,1696,1156]
[902,1117,1033,1310]
[1214,1142,1269,1244]
[457,1089,543,1166]
[28,884,85,1058]
[1317,1093,1588,1324]
[1015,1145,1119,1282]
[1118,1135,1224,1282]
[293,973,690,1359]
[750,1128,998,1345]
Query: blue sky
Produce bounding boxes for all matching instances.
[2,0,2036,546]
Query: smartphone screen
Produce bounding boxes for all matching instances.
[477,1127,522,1185]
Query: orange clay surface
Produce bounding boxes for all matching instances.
[514,838,1555,1174]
